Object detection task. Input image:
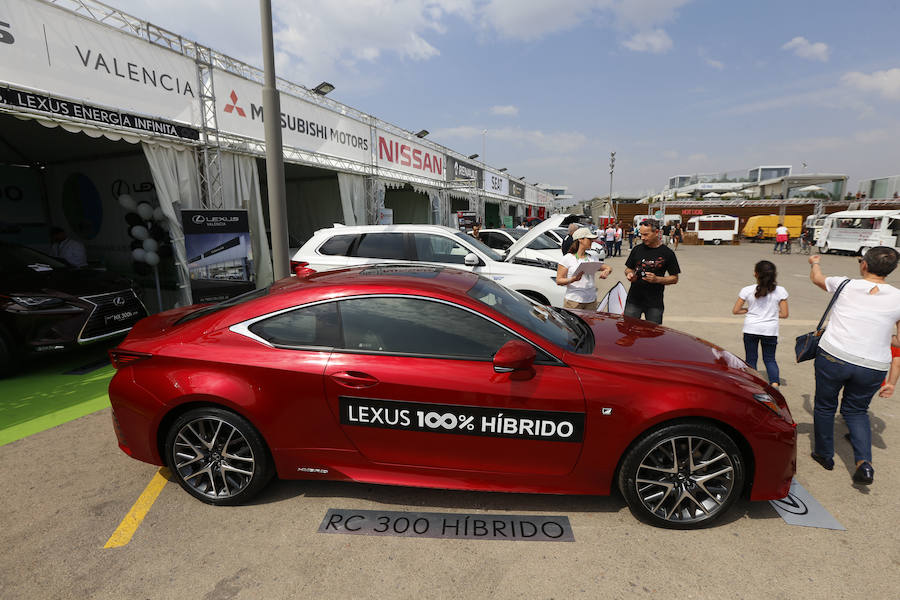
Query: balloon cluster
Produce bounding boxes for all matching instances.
[119,194,171,275]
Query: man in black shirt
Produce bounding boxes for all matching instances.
[623,219,681,324]
[560,223,579,255]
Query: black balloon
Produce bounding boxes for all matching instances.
[130,239,143,250]
[125,213,143,227]
[133,261,151,276]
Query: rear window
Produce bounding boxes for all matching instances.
[175,286,270,325]
[354,233,407,260]
[318,234,356,256]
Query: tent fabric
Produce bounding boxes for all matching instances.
[220,152,273,289]
[337,172,366,226]
[286,176,343,243]
[141,142,201,307]
[370,179,387,224]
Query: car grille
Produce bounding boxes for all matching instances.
[78,290,148,343]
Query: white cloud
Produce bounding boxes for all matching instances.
[622,29,673,53]
[491,105,519,116]
[705,58,724,70]
[662,150,679,159]
[434,125,588,154]
[781,37,830,62]
[842,68,900,100]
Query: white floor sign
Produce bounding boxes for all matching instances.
[769,479,845,530]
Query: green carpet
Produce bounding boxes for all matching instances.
[0,348,115,447]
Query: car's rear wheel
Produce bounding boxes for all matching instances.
[618,422,744,529]
[165,407,273,505]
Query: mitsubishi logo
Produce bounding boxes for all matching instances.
[223,90,246,117]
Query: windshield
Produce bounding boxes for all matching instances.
[454,232,503,262]
[466,277,586,351]
[528,234,560,250]
[0,243,70,273]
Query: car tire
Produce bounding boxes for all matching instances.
[859,246,871,257]
[818,243,829,254]
[618,422,745,529]
[713,238,721,245]
[165,407,274,506]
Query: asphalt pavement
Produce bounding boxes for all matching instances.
[2,242,899,599]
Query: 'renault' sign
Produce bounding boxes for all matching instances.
[319,509,574,542]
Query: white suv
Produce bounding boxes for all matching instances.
[291,215,570,306]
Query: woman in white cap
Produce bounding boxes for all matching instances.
[555,227,612,310]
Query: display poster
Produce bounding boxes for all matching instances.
[483,171,509,196]
[213,69,371,164]
[181,210,255,303]
[377,207,393,225]
[0,0,201,126]
[456,211,477,229]
[502,215,513,228]
[375,130,445,181]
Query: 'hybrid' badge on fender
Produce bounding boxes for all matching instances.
[340,397,584,443]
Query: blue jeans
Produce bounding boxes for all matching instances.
[605,240,615,256]
[813,349,886,463]
[743,333,779,384]
[623,302,663,324]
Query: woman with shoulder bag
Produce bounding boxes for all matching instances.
[807,248,900,485]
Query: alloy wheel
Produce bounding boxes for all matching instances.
[171,416,256,500]
[633,435,736,525]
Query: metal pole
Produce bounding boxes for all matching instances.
[260,0,289,279]
[609,151,616,220]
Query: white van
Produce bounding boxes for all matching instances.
[816,210,900,255]
[684,214,740,245]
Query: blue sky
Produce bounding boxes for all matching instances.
[113,0,900,200]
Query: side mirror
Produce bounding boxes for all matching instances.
[493,340,536,379]
[464,252,480,267]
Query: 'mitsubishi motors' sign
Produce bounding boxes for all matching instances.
[375,130,445,181]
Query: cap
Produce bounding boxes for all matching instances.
[572,227,598,240]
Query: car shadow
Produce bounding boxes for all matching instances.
[249,478,625,514]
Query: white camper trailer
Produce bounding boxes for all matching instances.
[685,214,740,245]
[816,210,900,255]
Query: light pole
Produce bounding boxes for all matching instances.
[609,151,616,220]
[482,129,487,164]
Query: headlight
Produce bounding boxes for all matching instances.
[10,295,65,308]
[753,393,794,424]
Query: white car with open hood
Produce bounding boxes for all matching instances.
[291,214,571,306]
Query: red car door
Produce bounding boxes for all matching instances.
[323,296,585,475]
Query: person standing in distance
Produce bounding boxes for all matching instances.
[560,222,579,256]
[556,227,612,310]
[808,248,900,485]
[623,219,681,324]
[50,226,88,267]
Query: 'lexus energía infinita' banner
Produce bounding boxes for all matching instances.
[0,0,201,127]
[213,69,371,165]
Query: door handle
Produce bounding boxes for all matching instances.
[330,371,379,388]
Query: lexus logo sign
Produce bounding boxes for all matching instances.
[113,296,126,306]
[192,214,206,224]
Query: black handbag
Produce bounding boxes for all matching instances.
[795,278,850,362]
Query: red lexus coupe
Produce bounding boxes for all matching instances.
[108,265,796,529]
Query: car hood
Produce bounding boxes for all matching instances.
[504,214,568,262]
[565,311,767,388]
[5,266,136,297]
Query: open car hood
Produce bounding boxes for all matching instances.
[504,213,568,262]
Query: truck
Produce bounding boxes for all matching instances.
[815,210,900,255]
[741,215,802,240]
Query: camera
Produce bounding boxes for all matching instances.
[633,268,645,280]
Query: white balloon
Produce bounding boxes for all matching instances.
[153,207,166,222]
[131,248,147,262]
[144,251,160,266]
[142,238,159,252]
[130,225,149,240]
[118,194,137,211]
[137,202,154,220]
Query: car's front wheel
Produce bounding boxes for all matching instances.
[618,422,745,529]
[165,407,273,505]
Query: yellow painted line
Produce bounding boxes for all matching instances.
[104,467,171,548]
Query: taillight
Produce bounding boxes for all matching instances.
[291,260,317,278]
[108,349,152,369]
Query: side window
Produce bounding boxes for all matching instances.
[338,297,514,359]
[248,302,339,348]
[354,233,407,260]
[484,232,512,250]
[319,234,357,256]
[412,234,470,264]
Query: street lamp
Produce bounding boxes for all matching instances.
[609,151,616,220]
[415,129,429,138]
[498,167,507,172]
[482,129,487,163]
[312,81,335,95]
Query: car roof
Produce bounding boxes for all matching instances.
[314,224,462,236]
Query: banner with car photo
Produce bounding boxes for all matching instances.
[181,210,256,303]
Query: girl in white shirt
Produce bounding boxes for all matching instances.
[732,260,789,386]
